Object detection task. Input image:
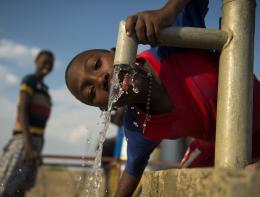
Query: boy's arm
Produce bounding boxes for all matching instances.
[19,92,38,162]
[125,0,190,45]
[115,170,142,197]
[19,75,40,163]
[114,122,159,196]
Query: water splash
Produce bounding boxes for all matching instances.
[133,121,139,127]
[86,64,139,196]
[75,175,82,182]
[0,183,4,193]
[84,66,124,196]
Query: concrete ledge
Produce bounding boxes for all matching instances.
[142,168,260,197]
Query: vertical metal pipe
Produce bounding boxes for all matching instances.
[114,20,138,66]
[215,0,256,168]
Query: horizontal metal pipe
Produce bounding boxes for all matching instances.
[114,21,229,67]
[158,27,229,50]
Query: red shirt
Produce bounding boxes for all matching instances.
[136,50,218,143]
[135,50,260,160]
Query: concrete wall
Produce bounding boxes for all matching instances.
[142,168,260,197]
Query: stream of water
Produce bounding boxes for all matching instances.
[83,65,131,196]
[81,61,141,196]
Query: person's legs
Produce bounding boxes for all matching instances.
[0,135,43,197]
[0,135,25,196]
[21,136,43,193]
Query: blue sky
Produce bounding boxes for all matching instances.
[0,0,259,155]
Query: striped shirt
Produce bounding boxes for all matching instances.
[13,74,52,136]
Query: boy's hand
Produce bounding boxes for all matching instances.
[125,0,190,46]
[23,141,38,163]
[126,9,174,46]
[245,161,260,171]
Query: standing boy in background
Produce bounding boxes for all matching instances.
[0,50,54,197]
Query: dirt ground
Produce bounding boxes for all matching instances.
[27,166,141,197]
[27,166,101,197]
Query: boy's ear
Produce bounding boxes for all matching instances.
[110,47,116,53]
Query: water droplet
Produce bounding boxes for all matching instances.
[86,139,90,144]
[133,122,138,127]
[18,168,22,172]
[75,175,82,182]
[133,87,139,94]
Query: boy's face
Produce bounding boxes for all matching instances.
[36,54,54,78]
[67,50,151,110]
[67,50,114,110]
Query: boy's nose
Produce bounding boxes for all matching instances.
[99,73,110,91]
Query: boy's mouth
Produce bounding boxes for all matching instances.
[121,73,131,92]
[118,71,131,92]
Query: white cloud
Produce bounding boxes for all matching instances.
[0,39,40,67]
[0,39,63,68]
[0,96,16,154]
[68,125,88,143]
[43,86,118,156]
[0,65,19,86]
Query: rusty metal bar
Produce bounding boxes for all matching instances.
[42,154,178,168]
[215,0,256,169]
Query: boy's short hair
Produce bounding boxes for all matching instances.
[35,50,55,62]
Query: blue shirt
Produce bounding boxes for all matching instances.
[124,0,209,176]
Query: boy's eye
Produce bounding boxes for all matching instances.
[93,58,101,70]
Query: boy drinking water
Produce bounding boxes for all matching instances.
[65,0,260,196]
